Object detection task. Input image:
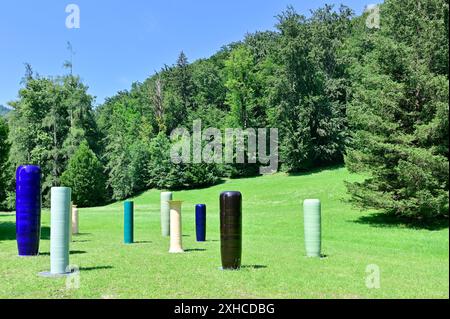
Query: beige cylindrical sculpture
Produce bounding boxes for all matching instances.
[168,200,184,253]
[72,204,79,235]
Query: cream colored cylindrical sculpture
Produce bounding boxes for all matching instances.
[168,200,184,253]
[69,202,73,242]
[72,204,79,235]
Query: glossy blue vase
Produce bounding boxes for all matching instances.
[16,165,41,256]
[195,204,206,242]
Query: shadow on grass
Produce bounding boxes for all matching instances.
[241,265,267,270]
[185,248,206,252]
[353,213,449,231]
[0,222,50,241]
[80,265,113,271]
[39,250,87,256]
[287,164,344,177]
[135,241,152,244]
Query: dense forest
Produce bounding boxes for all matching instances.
[0,1,448,220]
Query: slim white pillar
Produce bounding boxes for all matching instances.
[168,200,184,253]
[72,204,79,235]
[160,192,172,236]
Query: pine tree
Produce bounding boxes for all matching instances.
[345,0,449,219]
[61,141,106,207]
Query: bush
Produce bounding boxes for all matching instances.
[146,132,220,190]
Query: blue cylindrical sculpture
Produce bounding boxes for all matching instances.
[124,201,134,244]
[50,187,71,275]
[16,165,42,256]
[195,204,206,242]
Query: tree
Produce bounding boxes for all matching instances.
[163,52,195,132]
[146,132,220,190]
[269,6,351,172]
[345,0,449,219]
[224,45,262,129]
[61,141,106,207]
[7,66,99,206]
[0,117,9,209]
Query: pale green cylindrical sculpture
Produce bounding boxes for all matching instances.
[50,187,72,274]
[303,199,321,258]
[160,192,172,237]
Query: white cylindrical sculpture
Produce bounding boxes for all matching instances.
[168,200,184,253]
[50,187,71,275]
[161,192,172,236]
[69,202,73,242]
[72,204,79,235]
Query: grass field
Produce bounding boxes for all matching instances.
[0,167,448,299]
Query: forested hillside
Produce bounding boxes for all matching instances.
[0,1,448,220]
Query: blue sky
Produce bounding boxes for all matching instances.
[0,0,378,107]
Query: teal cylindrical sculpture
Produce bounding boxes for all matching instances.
[124,201,134,244]
[303,199,321,257]
[50,187,72,275]
[160,192,172,237]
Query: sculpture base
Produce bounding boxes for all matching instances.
[305,254,327,259]
[218,267,241,271]
[38,270,75,278]
[169,248,184,254]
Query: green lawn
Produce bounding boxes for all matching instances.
[0,167,448,299]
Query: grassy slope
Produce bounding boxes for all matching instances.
[0,167,448,299]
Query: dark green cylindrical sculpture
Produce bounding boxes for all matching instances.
[124,201,134,244]
[220,191,242,270]
[303,199,321,257]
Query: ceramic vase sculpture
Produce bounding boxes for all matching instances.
[124,201,134,244]
[15,165,41,256]
[50,187,72,275]
[195,204,206,242]
[220,191,242,270]
[160,192,172,237]
[72,204,79,235]
[303,199,321,257]
[69,202,73,242]
[168,200,184,253]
